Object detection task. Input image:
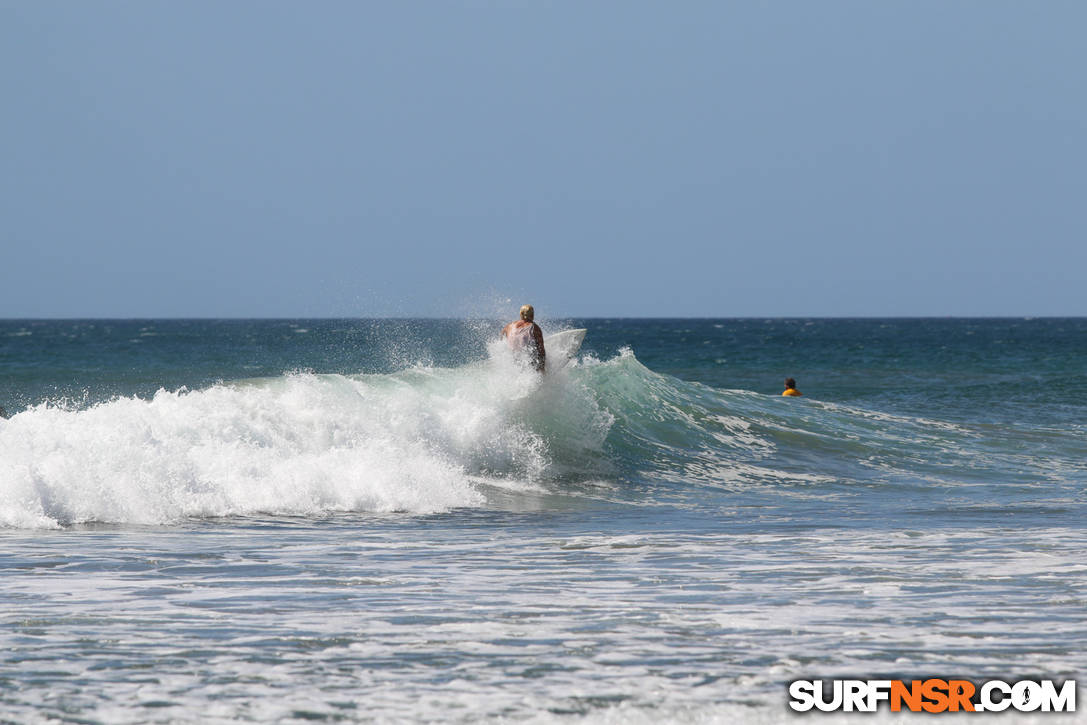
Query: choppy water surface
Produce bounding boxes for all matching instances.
[1,319,1085,722]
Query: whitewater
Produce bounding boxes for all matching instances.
[1,318,1085,723]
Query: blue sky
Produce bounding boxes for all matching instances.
[2,2,1084,318]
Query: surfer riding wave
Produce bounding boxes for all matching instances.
[502,304,546,373]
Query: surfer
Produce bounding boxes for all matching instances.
[782,378,802,397]
[502,304,546,373]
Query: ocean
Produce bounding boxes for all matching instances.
[1,318,1084,723]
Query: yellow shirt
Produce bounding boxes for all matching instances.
[782,388,802,397]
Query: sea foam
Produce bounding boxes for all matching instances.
[0,343,613,529]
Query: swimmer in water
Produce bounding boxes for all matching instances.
[782,377,802,397]
[502,304,546,373]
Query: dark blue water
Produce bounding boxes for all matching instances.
[5,317,1084,417]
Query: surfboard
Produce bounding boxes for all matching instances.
[543,328,586,372]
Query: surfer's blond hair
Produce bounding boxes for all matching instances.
[520,305,534,321]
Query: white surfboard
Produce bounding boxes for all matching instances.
[543,328,586,372]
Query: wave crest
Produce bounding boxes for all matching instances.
[0,347,615,528]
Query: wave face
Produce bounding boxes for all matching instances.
[585,349,1085,521]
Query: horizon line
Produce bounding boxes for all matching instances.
[2,315,1083,322]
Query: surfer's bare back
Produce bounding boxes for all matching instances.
[502,304,546,373]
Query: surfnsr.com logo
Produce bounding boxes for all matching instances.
[789,679,1076,713]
